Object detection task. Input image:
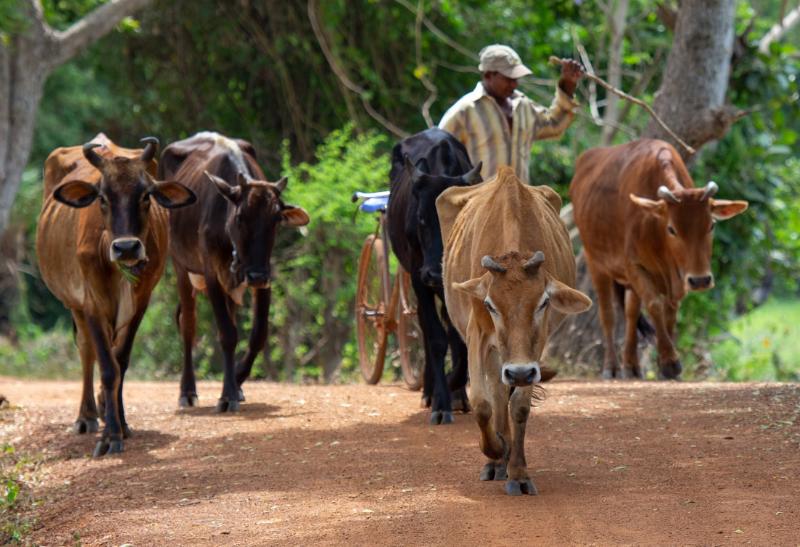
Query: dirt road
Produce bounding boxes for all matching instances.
[1,379,799,546]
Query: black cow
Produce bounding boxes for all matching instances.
[160,132,310,412]
[387,128,482,424]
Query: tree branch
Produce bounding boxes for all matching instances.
[307,0,409,138]
[50,0,153,69]
[393,0,476,60]
[413,0,437,128]
[758,5,800,54]
[549,55,696,155]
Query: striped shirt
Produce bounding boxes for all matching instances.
[438,82,578,184]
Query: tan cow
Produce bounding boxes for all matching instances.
[438,166,591,495]
[569,139,748,380]
[36,134,195,456]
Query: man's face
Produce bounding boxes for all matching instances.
[483,72,518,101]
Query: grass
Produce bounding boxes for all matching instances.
[0,441,40,545]
[712,298,800,381]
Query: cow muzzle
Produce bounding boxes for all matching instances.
[419,266,443,288]
[245,269,271,288]
[501,363,542,387]
[110,237,145,264]
[686,273,714,291]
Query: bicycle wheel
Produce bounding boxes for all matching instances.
[355,234,388,384]
[396,269,424,391]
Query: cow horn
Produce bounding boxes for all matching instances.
[273,176,288,193]
[140,137,159,163]
[702,181,718,201]
[236,171,250,187]
[462,161,483,185]
[481,255,506,273]
[82,142,104,168]
[523,251,545,274]
[657,185,681,204]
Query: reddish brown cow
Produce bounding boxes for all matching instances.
[160,132,310,412]
[569,139,748,380]
[36,134,196,456]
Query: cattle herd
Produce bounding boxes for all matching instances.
[35,129,747,495]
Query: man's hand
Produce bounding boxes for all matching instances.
[558,59,584,96]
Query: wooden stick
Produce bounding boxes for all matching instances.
[549,55,696,155]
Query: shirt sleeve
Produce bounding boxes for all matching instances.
[438,104,468,145]
[529,86,579,141]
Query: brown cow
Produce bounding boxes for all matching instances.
[438,166,591,495]
[160,132,310,412]
[36,134,196,456]
[569,139,748,380]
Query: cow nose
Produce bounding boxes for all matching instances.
[420,267,442,288]
[501,363,542,387]
[687,274,714,290]
[110,238,143,261]
[245,270,270,286]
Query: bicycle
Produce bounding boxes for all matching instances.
[352,190,424,390]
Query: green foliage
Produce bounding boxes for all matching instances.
[712,299,800,381]
[0,444,38,544]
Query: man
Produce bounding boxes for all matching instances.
[439,44,584,183]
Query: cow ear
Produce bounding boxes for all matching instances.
[710,199,748,221]
[205,171,241,203]
[452,274,489,299]
[547,280,593,315]
[53,180,98,208]
[629,193,667,216]
[151,181,197,209]
[281,204,310,227]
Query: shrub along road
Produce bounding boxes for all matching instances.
[1,379,798,545]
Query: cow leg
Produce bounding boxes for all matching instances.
[72,312,99,435]
[505,386,537,496]
[467,333,507,479]
[621,289,642,379]
[112,308,146,439]
[629,268,681,379]
[592,270,619,379]
[442,306,470,413]
[413,277,452,424]
[175,265,199,408]
[206,276,240,412]
[86,316,124,457]
[235,287,271,401]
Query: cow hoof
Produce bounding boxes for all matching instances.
[430,410,454,425]
[658,360,682,380]
[420,395,431,409]
[601,369,614,380]
[179,394,199,408]
[480,462,507,481]
[215,398,240,413]
[122,424,133,439]
[505,479,537,496]
[238,388,245,402]
[73,418,99,435]
[93,439,124,458]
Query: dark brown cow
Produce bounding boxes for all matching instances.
[160,132,310,412]
[569,139,748,380]
[36,134,196,456]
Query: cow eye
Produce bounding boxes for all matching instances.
[483,300,497,314]
[709,221,716,232]
[667,225,677,236]
[98,195,108,208]
[537,297,550,312]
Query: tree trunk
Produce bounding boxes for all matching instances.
[600,0,629,145]
[644,0,737,161]
[0,0,154,236]
[547,0,738,376]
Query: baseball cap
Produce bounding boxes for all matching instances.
[478,44,533,79]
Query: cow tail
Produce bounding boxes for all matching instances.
[613,282,656,344]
